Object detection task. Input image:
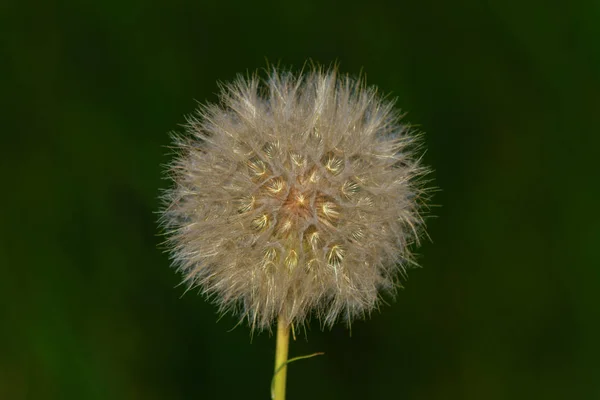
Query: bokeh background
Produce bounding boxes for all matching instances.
[2,0,599,399]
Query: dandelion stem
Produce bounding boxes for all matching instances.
[272,315,290,400]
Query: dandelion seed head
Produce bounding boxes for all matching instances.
[160,66,431,331]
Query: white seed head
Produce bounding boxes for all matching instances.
[160,66,431,331]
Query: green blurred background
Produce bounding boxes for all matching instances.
[2,0,599,399]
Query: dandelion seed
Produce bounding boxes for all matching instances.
[252,214,269,231]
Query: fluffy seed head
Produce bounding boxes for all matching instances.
[161,66,430,331]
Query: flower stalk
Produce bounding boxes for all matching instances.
[272,315,290,400]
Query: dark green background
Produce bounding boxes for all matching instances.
[2,0,599,399]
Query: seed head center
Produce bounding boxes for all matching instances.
[282,186,312,219]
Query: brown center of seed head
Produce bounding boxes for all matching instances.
[276,167,342,238]
[245,150,342,237]
[282,186,311,219]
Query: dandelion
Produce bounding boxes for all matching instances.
[160,65,430,399]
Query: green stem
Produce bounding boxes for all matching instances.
[271,316,324,399]
[272,315,290,400]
